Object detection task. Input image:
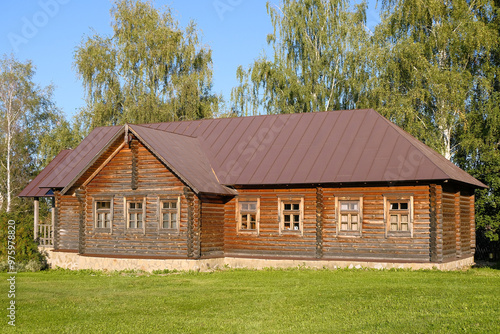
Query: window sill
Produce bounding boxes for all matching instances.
[94,228,111,234]
[338,231,361,237]
[280,229,303,236]
[126,228,145,234]
[159,229,180,234]
[237,229,259,235]
[387,232,412,238]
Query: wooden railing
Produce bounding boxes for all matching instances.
[38,223,53,247]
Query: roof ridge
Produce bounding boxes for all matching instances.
[138,109,377,128]
[132,123,200,139]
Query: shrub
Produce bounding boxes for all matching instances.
[0,211,48,271]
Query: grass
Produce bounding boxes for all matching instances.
[1,267,499,333]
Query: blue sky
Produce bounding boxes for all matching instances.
[1,0,380,119]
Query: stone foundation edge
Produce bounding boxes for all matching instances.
[42,249,475,272]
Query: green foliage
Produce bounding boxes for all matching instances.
[231,0,371,115]
[453,1,500,243]
[1,269,499,332]
[367,0,497,159]
[0,54,63,212]
[37,113,86,167]
[0,211,48,270]
[74,0,220,128]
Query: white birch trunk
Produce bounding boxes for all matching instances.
[442,126,452,161]
[6,120,11,212]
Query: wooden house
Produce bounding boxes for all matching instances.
[20,109,486,270]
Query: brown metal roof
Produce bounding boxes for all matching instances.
[18,149,73,197]
[20,109,486,198]
[143,109,486,188]
[38,125,123,189]
[129,125,235,196]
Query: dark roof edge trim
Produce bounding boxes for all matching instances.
[60,125,125,195]
[230,178,486,190]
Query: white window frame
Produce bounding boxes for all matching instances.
[93,197,113,232]
[158,196,181,232]
[336,196,363,236]
[384,195,414,238]
[124,197,146,233]
[236,198,260,234]
[278,197,304,235]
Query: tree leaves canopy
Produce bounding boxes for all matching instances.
[368,0,496,159]
[75,0,220,128]
[231,0,371,115]
[0,54,63,212]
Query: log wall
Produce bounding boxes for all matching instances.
[79,139,197,257]
[224,188,323,258]
[224,185,433,262]
[56,194,80,251]
[440,186,476,261]
[200,201,225,256]
[324,185,431,261]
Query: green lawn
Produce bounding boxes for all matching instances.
[1,267,499,333]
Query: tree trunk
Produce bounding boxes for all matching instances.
[6,111,12,212]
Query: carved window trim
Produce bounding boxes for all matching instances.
[124,197,146,234]
[336,196,363,237]
[384,195,414,238]
[236,197,260,235]
[158,196,181,233]
[92,196,113,233]
[278,196,304,235]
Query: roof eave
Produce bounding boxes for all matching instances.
[60,125,125,195]
[128,125,202,194]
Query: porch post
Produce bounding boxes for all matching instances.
[34,197,39,241]
[51,196,55,246]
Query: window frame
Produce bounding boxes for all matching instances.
[336,196,363,236]
[384,195,414,238]
[158,196,181,233]
[92,196,113,233]
[124,197,146,233]
[278,197,304,235]
[236,197,260,234]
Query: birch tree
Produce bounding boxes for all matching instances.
[0,55,61,212]
[75,0,219,128]
[368,0,496,159]
[231,0,370,115]
[0,56,33,212]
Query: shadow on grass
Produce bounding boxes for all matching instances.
[473,260,500,270]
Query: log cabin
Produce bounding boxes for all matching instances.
[19,109,486,271]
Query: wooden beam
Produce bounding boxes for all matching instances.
[34,197,39,242]
[51,196,55,247]
[131,139,138,190]
[82,141,126,187]
[316,187,324,259]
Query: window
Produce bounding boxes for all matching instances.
[388,201,409,232]
[127,200,144,229]
[239,200,258,231]
[161,200,179,230]
[385,196,413,237]
[94,200,112,229]
[279,198,303,234]
[339,201,360,231]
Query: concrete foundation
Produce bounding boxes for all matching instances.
[42,249,475,272]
